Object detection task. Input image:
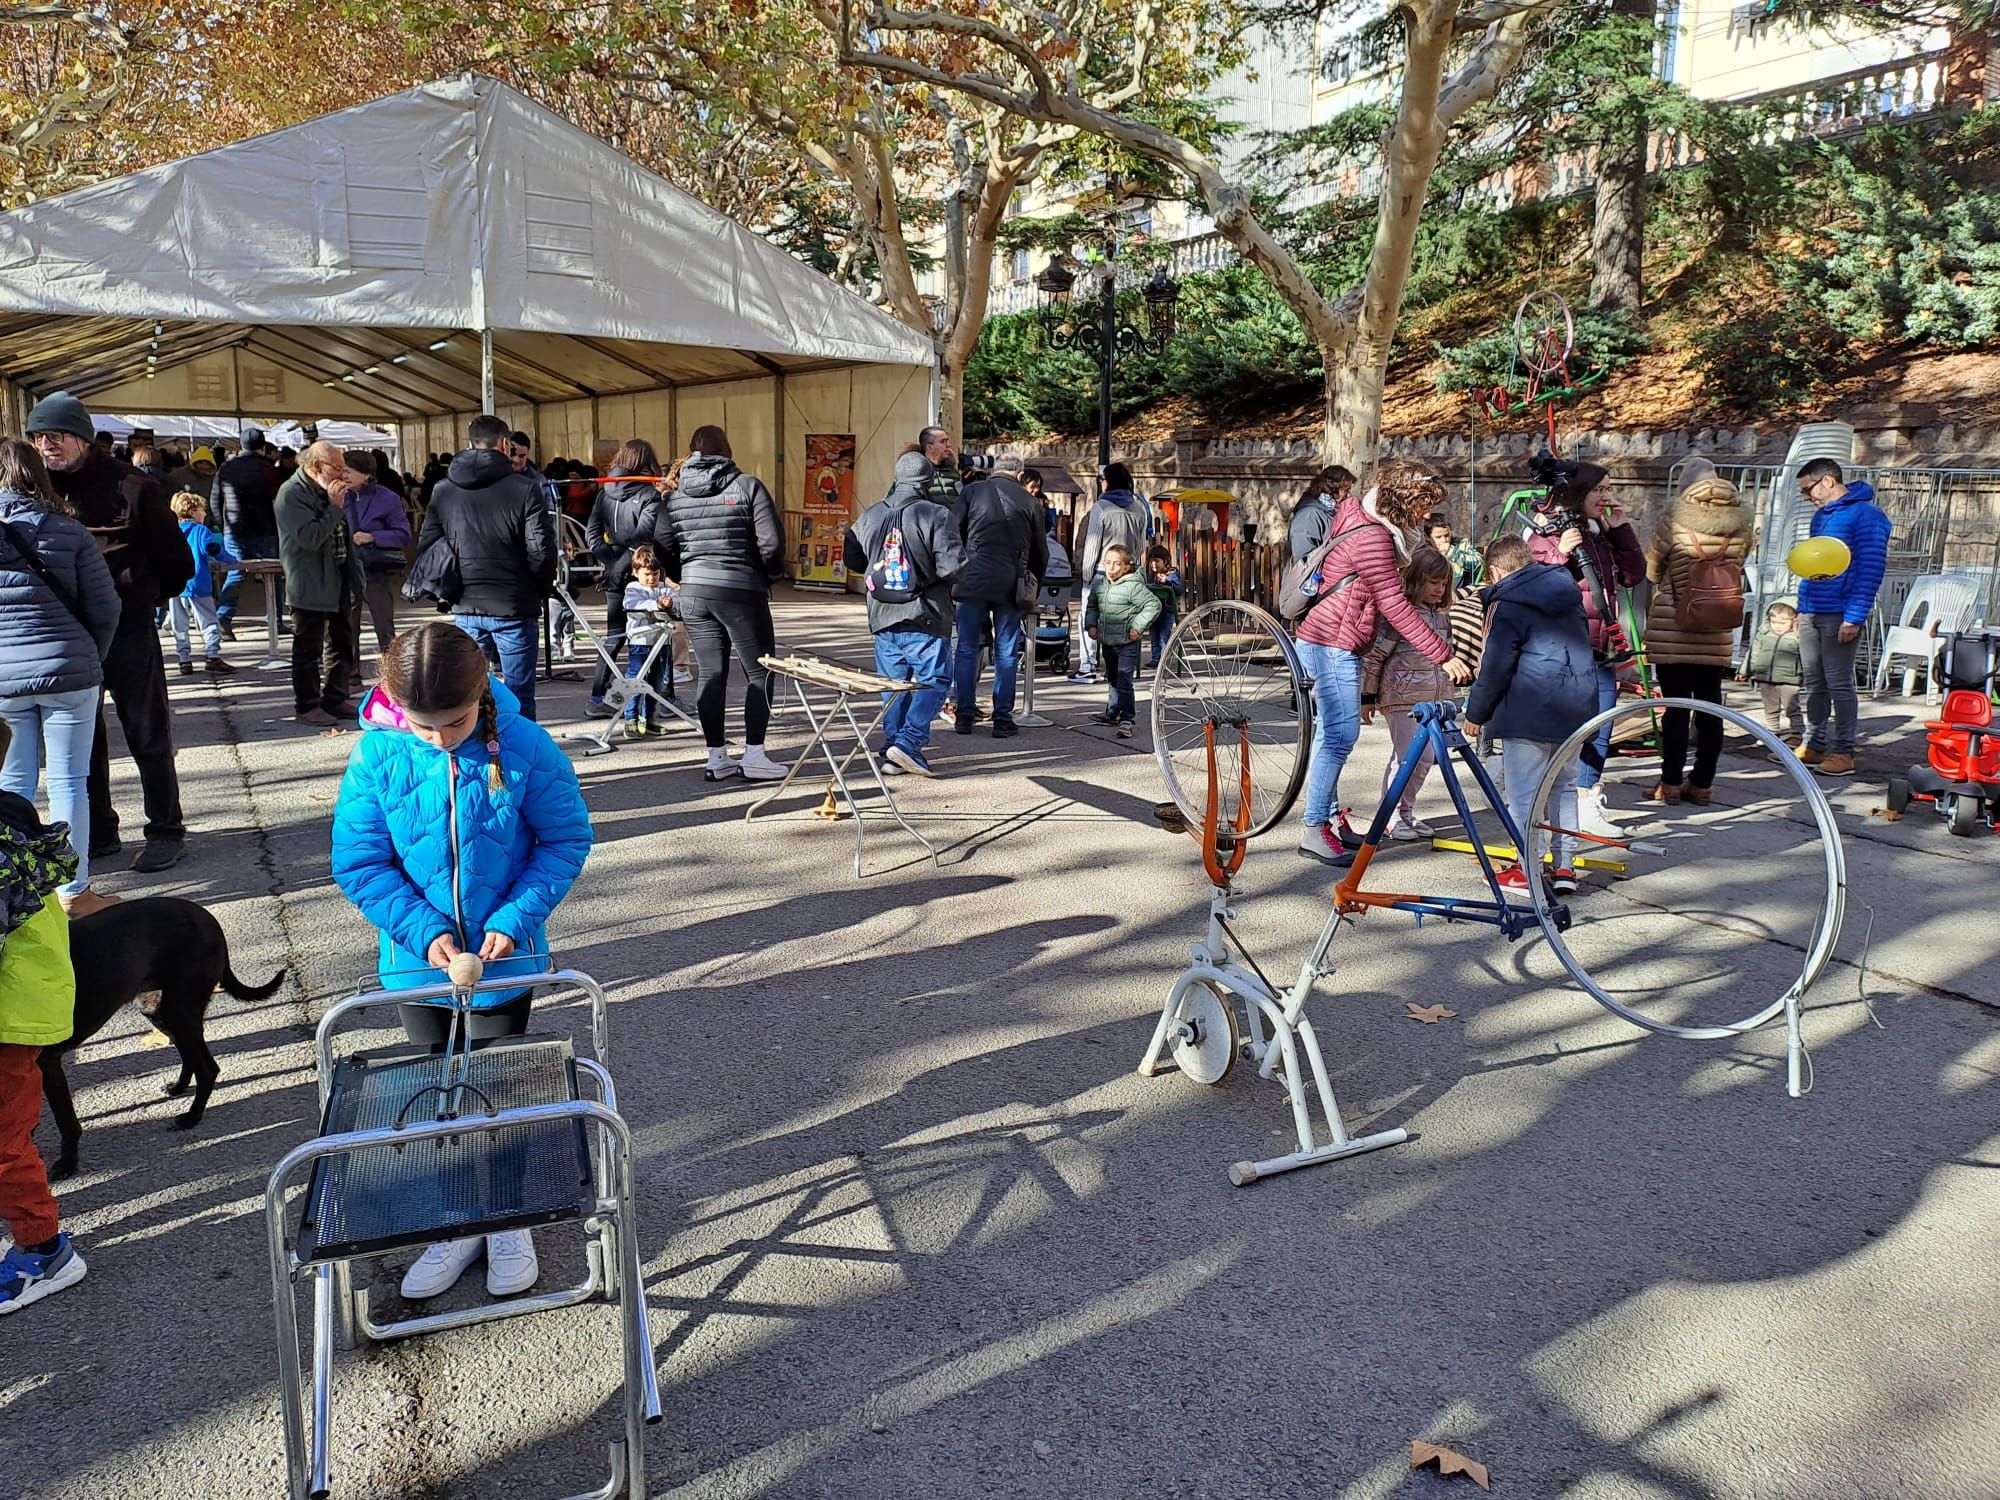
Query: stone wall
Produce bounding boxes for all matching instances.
[993,409,2000,563]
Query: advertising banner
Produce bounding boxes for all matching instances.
[798,432,856,590]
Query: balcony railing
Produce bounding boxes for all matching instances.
[982,48,1960,312]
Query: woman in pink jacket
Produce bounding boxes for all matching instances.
[1293,459,1473,867]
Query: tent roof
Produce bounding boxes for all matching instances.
[0,74,931,417]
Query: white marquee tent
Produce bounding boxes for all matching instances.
[0,73,934,524]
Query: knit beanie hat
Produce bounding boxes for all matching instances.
[24,391,94,443]
[895,450,935,485]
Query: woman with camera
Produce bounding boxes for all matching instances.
[1527,461,1644,836]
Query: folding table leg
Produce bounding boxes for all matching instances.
[312,1265,336,1497]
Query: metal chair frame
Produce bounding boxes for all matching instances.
[264,970,660,1500]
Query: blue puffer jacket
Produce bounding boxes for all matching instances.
[1796,482,1891,626]
[330,677,592,1005]
[1464,563,1598,742]
[0,490,120,699]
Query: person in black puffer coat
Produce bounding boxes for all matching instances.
[0,439,120,914]
[415,413,556,720]
[651,425,788,782]
[950,462,1047,734]
[585,439,664,711]
[213,429,284,630]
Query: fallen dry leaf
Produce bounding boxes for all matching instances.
[1871,806,1902,821]
[1406,1002,1459,1024]
[1410,1440,1490,1489]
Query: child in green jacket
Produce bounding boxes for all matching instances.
[1738,600,1804,745]
[1084,545,1163,737]
[0,717,87,1316]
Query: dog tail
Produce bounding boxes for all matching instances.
[221,966,287,1002]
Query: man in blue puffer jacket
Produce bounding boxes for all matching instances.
[1794,459,1890,777]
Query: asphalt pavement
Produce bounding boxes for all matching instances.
[3,587,1996,1500]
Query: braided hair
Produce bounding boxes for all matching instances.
[380,622,506,790]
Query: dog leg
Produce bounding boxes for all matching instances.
[166,1022,222,1132]
[162,1058,194,1098]
[38,1051,82,1179]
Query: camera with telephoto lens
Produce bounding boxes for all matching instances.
[1524,449,1584,541]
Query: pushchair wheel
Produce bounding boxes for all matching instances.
[1948,793,1983,837]
[1885,775,1911,815]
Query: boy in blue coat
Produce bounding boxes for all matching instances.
[1461,534,1597,894]
[1794,459,1890,776]
[168,491,236,675]
[331,622,591,1305]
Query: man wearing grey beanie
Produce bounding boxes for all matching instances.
[27,392,194,874]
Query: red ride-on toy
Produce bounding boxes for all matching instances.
[1886,630,2000,836]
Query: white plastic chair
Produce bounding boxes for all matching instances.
[1873,573,1981,701]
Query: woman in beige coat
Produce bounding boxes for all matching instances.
[1644,459,1753,804]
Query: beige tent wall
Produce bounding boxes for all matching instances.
[392,360,932,583]
[88,350,400,422]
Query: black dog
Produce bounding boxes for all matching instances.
[39,897,286,1178]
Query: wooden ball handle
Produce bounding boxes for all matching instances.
[447,952,485,989]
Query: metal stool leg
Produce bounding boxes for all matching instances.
[312,1265,336,1498]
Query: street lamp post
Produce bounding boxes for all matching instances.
[1034,217,1179,475]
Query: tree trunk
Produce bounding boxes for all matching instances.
[1588,0,1653,314]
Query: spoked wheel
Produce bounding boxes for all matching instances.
[1168,979,1240,1085]
[1152,600,1312,839]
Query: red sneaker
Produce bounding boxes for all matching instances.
[1495,864,1530,892]
[1551,867,1578,895]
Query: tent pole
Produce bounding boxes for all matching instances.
[479,330,495,416]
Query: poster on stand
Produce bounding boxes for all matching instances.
[798,432,856,590]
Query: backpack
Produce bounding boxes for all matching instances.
[1278,524,1370,627]
[1673,554,1744,633]
[865,505,922,605]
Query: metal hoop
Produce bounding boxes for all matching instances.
[1526,697,1847,1039]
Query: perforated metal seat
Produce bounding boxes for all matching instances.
[299,1038,592,1263]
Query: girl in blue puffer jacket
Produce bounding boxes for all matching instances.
[331,620,592,1304]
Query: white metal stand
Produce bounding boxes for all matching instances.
[747,655,941,877]
[554,580,696,756]
[1138,886,1406,1186]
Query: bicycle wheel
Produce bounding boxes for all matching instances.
[1151,600,1312,839]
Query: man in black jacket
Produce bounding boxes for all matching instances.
[28,392,195,873]
[584,452,662,713]
[213,428,284,634]
[843,451,966,776]
[417,414,556,719]
[951,463,1047,737]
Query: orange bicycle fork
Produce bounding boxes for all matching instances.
[1200,719,1253,888]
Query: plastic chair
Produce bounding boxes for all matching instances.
[1874,574,1982,702]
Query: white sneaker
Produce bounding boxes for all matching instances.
[485,1229,539,1297]
[704,750,741,782]
[673,666,694,685]
[1387,817,1436,841]
[739,746,789,781]
[1576,786,1621,840]
[400,1238,483,1300]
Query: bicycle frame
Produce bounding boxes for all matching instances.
[1335,700,1559,939]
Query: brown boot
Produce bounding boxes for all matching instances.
[1685,784,1712,806]
[1814,752,1855,776]
[1648,782,1684,805]
[60,888,121,920]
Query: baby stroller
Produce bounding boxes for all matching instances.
[1035,573,1074,676]
[1885,629,2000,836]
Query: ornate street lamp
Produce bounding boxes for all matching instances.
[1034,247,1179,471]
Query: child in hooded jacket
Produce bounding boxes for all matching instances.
[331,621,592,1306]
[1362,547,1458,841]
[1085,545,1163,736]
[1461,534,1597,894]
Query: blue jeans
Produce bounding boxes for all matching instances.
[1799,612,1862,754]
[1574,663,1619,789]
[0,686,100,896]
[1296,641,1362,828]
[625,638,670,723]
[874,630,951,754]
[454,612,540,721]
[1148,617,1172,666]
[953,600,1024,721]
[1501,736,1577,869]
[1103,640,1141,721]
[217,532,279,625]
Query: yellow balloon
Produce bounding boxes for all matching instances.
[1787,535,1852,580]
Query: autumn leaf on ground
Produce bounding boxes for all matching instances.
[1406,1002,1458,1024]
[1871,806,1901,821]
[1410,1440,1490,1489]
